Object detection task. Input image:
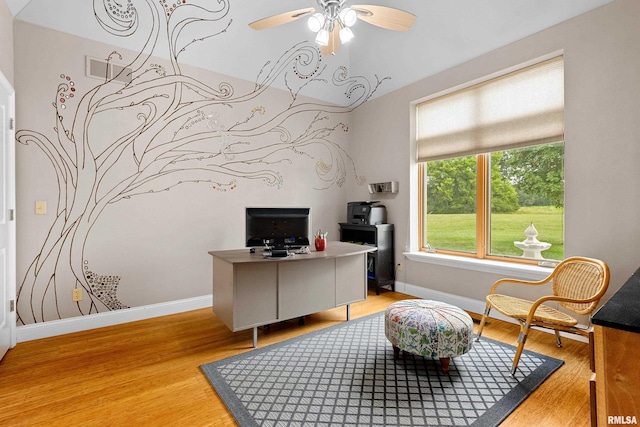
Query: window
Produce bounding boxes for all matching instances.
[417,57,564,263]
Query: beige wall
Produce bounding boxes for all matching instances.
[0,0,14,84]
[350,0,640,310]
[14,20,356,324]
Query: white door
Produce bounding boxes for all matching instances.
[0,71,16,361]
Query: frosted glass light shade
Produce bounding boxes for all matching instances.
[339,26,354,43]
[307,13,325,32]
[315,28,330,46]
[339,8,357,27]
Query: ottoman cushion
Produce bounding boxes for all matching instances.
[385,299,473,360]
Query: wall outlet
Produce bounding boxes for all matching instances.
[72,288,83,302]
[396,263,403,271]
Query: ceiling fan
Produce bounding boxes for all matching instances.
[249,0,416,56]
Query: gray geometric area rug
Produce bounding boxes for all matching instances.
[201,312,563,427]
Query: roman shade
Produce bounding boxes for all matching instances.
[417,56,564,162]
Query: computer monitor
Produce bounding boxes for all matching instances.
[245,207,311,249]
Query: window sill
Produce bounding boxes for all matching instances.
[403,251,553,281]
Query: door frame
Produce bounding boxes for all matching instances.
[0,69,16,356]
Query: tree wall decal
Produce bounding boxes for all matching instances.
[15,0,384,324]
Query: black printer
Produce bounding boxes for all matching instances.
[347,201,387,225]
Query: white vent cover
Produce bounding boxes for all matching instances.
[85,56,132,84]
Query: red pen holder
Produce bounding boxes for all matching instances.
[315,236,326,251]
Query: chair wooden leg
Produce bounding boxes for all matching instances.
[511,323,530,377]
[554,330,562,348]
[476,306,491,341]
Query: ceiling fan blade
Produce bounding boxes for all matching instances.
[249,7,316,30]
[320,25,340,56]
[351,5,416,32]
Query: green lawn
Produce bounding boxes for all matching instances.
[426,206,564,260]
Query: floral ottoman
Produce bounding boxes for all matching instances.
[385,300,474,374]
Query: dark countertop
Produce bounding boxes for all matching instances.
[592,266,640,334]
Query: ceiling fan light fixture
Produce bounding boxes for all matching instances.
[339,7,357,27]
[315,28,330,46]
[307,13,325,32]
[248,2,416,56]
[339,26,354,44]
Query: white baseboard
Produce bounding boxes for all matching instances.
[395,280,489,317]
[17,283,588,345]
[16,295,213,342]
[394,280,588,344]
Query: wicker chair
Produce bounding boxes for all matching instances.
[476,256,610,376]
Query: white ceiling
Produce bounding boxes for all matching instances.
[7,0,613,103]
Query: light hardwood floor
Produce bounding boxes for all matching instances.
[0,291,593,426]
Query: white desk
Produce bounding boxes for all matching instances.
[209,241,375,347]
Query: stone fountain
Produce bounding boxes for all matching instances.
[514,223,551,259]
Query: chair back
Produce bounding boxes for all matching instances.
[551,257,610,315]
